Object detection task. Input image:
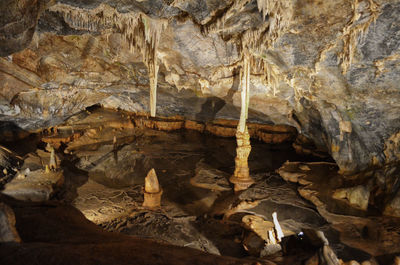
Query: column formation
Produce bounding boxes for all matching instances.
[230,53,254,192]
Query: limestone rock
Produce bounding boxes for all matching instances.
[0,0,398,183]
[1,169,64,202]
[73,179,141,224]
[190,160,231,191]
[332,185,370,211]
[384,190,400,217]
[319,245,341,265]
[0,146,21,187]
[277,161,400,258]
[0,203,21,243]
[0,0,45,56]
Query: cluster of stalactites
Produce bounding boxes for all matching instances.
[202,0,251,36]
[49,3,167,117]
[340,0,380,74]
[239,38,281,98]
[232,0,294,98]
[140,16,166,117]
[256,0,293,45]
[202,0,293,51]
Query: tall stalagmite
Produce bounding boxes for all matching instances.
[230,51,254,192]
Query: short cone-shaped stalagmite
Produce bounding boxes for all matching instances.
[143,168,162,208]
[45,165,50,173]
[230,53,254,192]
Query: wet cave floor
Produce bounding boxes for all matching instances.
[1,108,400,265]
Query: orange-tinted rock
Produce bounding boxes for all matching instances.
[155,120,184,131]
[133,116,184,131]
[230,126,254,192]
[12,49,39,73]
[42,131,82,149]
[184,120,205,132]
[293,134,329,158]
[204,121,297,144]
[205,123,236,137]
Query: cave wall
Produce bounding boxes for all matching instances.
[0,0,399,178]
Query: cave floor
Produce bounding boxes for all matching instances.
[1,108,399,265]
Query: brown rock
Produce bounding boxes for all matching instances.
[143,168,162,209]
[0,203,21,243]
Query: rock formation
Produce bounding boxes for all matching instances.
[230,51,255,191]
[49,145,57,170]
[143,168,162,208]
[0,0,399,263]
[0,202,21,243]
[230,126,254,191]
[0,0,397,187]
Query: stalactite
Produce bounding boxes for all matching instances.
[203,0,293,50]
[49,3,167,117]
[263,61,281,96]
[340,0,380,74]
[140,16,166,117]
[256,0,293,45]
[238,0,292,98]
[238,52,250,133]
[202,0,251,35]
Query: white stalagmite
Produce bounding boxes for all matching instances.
[268,230,277,245]
[272,212,284,242]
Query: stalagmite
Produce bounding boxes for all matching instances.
[272,212,284,242]
[143,168,163,208]
[49,146,57,171]
[229,52,254,192]
[267,230,277,245]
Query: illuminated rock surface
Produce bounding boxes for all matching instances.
[0,0,400,264]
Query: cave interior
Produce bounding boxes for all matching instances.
[0,0,400,265]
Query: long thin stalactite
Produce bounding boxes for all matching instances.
[49,3,167,117]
